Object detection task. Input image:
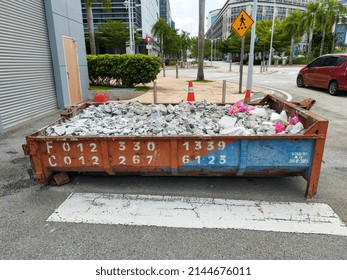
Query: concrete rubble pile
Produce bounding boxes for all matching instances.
[45,101,305,136]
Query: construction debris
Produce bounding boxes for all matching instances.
[45,101,305,136]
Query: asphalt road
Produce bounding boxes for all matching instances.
[1,62,346,260]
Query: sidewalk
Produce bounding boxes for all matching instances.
[132,73,273,104]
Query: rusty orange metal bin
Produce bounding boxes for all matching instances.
[23,95,328,198]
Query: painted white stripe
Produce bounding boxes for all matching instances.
[47,193,347,236]
[265,86,293,101]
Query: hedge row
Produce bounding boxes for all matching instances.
[242,56,307,65]
[87,54,162,88]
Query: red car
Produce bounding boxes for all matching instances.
[296,54,347,95]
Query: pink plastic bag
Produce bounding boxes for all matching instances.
[273,123,286,133]
[289,114,299,125]
[229,102,254,115]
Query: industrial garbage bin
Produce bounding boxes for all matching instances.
[23,95,328,198]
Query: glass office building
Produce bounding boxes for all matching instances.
[206,0,314,40]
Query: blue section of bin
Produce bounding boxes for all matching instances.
[181,139,315,178]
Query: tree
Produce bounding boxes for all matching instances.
[191,38,214,59]
[328,0,346,52]
[254,19,290,55]
[311,30,335,58]
[283,10,304,64]
[316,0,331,56]
[164,27,181,58]
[302,1,319,61]
[152,18,168,60]
[95,20,129,53]
[180,31,191,62]
[197,0,205,81]
[189,37,198,58]
[85,0,111,55]
[316,0,346,56]
[152,20,185,61]
[218,20,289,62]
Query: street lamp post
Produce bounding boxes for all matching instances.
[210,39,213,66]
[269,0,276,67]
[215,38,219,61]
[123,0,134,54]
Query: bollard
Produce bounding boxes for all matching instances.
[163,63,166,77]
[229,59,232,71]
[222,80,226,104]
[153,81,157,104]
[260,61,263,73]
[176,64,178,78]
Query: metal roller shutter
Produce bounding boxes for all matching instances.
[0,0,57,130]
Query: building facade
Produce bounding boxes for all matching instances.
[159,0,172,25]
[206,0,314,40]
[142,0,160,39]
[0,0,89,133]
[207,9,221,30]
[81,0,161,54]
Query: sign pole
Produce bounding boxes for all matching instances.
[245,0,258,103]
[231,9,254,96]
[239,37,245,93]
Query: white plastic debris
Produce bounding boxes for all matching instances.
[270,111,288,123]
[250,107,267,118]
[270,112,282,122]
[221,126,247,136]
[280,110,288,122]
[218,116,237,129]
[289,122,305,134]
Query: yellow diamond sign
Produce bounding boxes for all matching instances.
[231,10,254,38]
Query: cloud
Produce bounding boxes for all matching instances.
[176,17,196,35]
[170,1,198,34]
[170,0,226,36]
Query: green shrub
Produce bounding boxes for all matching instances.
[87,54,161,88]
[292,57,307,65]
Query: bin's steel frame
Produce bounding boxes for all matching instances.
[23,95,328,198]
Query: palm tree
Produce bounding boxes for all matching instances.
[316,0,331,56]
[329,0,346,52]
[152,18,168,60]
[85,0,111,55]
[316,0,346,56]
[283,9,304,65]
[302,1,319,61]
[197,0,205,81]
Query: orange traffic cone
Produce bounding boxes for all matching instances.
[244,89,251,104]
[187,80,195,101]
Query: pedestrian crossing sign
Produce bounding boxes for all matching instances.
[231,10,254,38]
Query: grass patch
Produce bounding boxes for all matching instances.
[90,85,150,92]
[89,85,115,90]
[134,86,150,92]
[188,79,214,83]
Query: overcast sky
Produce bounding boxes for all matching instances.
[170,0,226,37]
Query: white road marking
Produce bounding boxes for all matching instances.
[47,193,347,236]
[259,85,293,101]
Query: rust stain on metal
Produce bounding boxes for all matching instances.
[50,172,70,186]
